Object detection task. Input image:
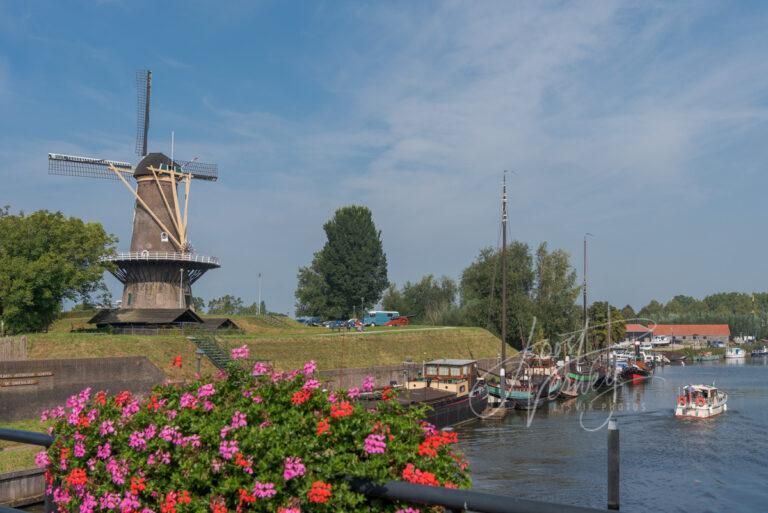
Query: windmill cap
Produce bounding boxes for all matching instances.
[133,152,175,178]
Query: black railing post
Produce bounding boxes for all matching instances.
[607,418,620,510]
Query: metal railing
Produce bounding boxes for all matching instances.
[0,429,54,513]
[0,428,616,513]
[100,252,220,265]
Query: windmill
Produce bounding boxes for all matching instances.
[48,70,220,311]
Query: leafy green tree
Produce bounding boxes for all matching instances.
[295,206,388,319]
[638,299,664,320]
[0,207,116,334]
[191,296,205,312]
[207,295,244,315]
[382,275,458,325]
[532,243,580,340]
[460,243,534,349]
[588,301,626,349]
[260,300,267,316]
[621,304,636,321]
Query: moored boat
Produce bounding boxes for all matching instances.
[404,358,488,428]
[750,346,768,357]
[675,384,727,419]
[725,347,746,359]
[693,351,721,362]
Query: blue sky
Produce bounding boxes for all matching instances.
[2,1,768,314]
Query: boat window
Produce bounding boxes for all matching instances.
[439,367,450,376]
[460,385,466,393]
[450,367,461,377]
[463,366,469,375]
[425,365,437,375]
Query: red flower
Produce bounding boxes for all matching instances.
[330,401,354,418]
[316,418,331,436]
[382,387,396,401]
[402,463,439,486]
[178,491,191,505]
[60,447,71,461]
[172,355,183,368]
[114,390,132,407]
[308,481,332,503]
[130,476,146,495]
[66,468,87,487]
[211,501,228,513]
[147,395,161,412]
[418,430,459,457]
[77,415,91,428]
[94,391,107,406]
[291,389,311,405]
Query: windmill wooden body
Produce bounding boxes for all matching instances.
[48,70,219,311]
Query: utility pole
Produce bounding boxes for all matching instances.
[258,272,262,315]
[179,268,184,308]
[501,172,508,379]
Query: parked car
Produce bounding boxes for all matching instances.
[296,316,322,326]
[384,316,410,327]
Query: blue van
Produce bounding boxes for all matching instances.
[362,310,400,326]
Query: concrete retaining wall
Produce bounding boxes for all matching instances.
[0,468,44,507]
[0,356,166,422]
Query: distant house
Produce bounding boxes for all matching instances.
[624,323,652,341]
[650,324,730,348]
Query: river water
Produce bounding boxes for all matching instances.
[455,359,768,513]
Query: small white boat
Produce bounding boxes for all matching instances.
[751,346,768,357]
[725,347,746,359]
[675,384,727,419]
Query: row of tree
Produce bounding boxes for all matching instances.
[628,293,768,338]
[195,295,268,316]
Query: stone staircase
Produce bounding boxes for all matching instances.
[189,335,230,370]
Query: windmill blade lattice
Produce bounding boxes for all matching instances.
[135,69,151,157]
[48,153,134,180]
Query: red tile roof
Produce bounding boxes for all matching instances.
[625,323,652,333]
[650,324,730,337]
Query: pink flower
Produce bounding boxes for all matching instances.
[231,411,247,429]
[302,379,320,391]
[181,435,201,448]
[231,345,250,360]
[128,431,147,451]
[203,400,215,411]
[347,387,360,399]
[74,440,86,458]
[278,509,300,513]
[165,409,177,420]
[159,425,179,442]
[121,400,140,418]
[99,492,120,510]
[364,433,386,454]
[303,360,317,376]
[328,392,338,403]
[362,375,375,392]
[219,439,238,460]
[395,509,420,513]
[197,383,216,398]
[282,457,305,480]
[252,362,270,376]
[34,450,50,468]
[80,492,97,513]
[252,482,277,499]
[40,410,50,422]
[96,443,111,460]
[179,393,197,409]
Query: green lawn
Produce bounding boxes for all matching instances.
[0,418,48,472]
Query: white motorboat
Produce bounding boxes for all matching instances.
[725,346,746,359]
[675,384,727,419]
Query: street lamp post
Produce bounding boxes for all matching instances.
[195,347,204,375]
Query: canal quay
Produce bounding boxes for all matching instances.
[456,360,768,513]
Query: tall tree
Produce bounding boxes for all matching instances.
[0,208,116,334]
[460,243,534,349]
[191,296,206,312]
[588,301,626,349]
[532,243,580,340]
[620,304,636,321]
[382,275,458,325]
[207,295,244,315]
[295,206,388,319]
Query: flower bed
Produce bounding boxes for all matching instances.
[38,347,470,512]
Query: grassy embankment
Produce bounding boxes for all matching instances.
[3,314,505,472]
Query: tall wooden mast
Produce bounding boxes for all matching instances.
[501,172,508,377]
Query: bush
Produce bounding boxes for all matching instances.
[38,350,470,513]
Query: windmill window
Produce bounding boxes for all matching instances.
[160,232,169,242]
[127,293,133,306]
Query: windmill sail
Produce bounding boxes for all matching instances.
[135,69,151,157]
[175,160,218,181]
[48,153,134,180]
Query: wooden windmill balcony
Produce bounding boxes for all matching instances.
[101,251,220,266]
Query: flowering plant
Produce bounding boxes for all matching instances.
[38,357,470,513]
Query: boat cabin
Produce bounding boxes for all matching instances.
[408,359,478,397]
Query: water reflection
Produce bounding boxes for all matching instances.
[456,362,768,513]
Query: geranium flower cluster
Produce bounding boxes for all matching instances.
[39,359,470,513]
